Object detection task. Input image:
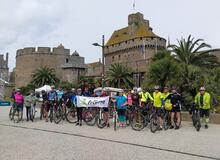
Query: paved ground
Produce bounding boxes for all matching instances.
[0,106,220,160]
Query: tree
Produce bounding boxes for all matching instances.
[143,51,179,88]
[168,35,220,89]
[105,63,134,88]
[31,67,59,87]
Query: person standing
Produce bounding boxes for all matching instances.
[14,89,24,120]
[195,87,211,129]
[139,88,154,107]
[24,91,34,122]
[113,90,127,127]
[153,86,163,130]
[164,87,182,129]
[46,86,57,122]
[76,88,83,126]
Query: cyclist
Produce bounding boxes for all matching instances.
[24,91,34,122]
[112,90,127,127]
[76,88,83,126]
[127,89,133,106]
[14,89,24,121]
[62,88,74,109]
[164,87,181,129]
[139,88,153,108]
[162,86,172,112]
[131,87,141,107]
[100,89,110,127]
[195,87,211,129]
[56,87,64,105]
[153,86,163,130]
[46,86,57,122]
[41,90,48,120]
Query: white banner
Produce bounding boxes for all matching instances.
[76,96,109,108]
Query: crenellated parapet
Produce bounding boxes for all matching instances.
[16,45,70,57]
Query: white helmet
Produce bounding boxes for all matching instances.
[137,87,142,93]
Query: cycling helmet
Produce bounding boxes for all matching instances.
[154,86,160,90]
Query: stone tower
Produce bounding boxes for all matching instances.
[15,45,86,87]
[104,12,166,86]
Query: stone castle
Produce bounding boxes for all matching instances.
[104,12,166,86]
[15,44,86,87]
[15,12,167,87]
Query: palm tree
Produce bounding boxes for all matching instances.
[31,67,59,87]
[105,63,134,88]
[144,53,179,88]
[168,35,220,88]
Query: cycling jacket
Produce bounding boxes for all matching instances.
[195,92,211,109]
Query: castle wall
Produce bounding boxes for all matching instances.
[15,46,86,87]
[104,37,166,73]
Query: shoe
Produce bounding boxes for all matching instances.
[170,126,174,129]
[107,123,110,128]
[158,127,163,131]
[75,122,79,126]
[175,126,180,130]
[79,123,82,126]
[205,125,208,129]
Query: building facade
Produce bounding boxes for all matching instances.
[0,53,9,81]
[86,60,102,78]
[15,44,86,87]
[104,12,166,86]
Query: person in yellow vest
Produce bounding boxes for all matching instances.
[139,88,154,107]
[153,86,164,130]
[195,87,211,129]
[162,86,172,111]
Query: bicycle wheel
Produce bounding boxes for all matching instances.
[130,111,145,131]
[54,109,62,124]
[84,109,97,126]
[113,111,117,131]
[9,106,13,120]
[195,113,201,131]
[163,112,170,130]
[66,107,77,123]
[14,111,21,123]
[97,111,106,129]
[49,108,53,123]
[150,113,159,133]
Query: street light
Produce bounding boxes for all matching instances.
[92,35,105,89]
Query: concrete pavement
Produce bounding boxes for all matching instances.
[0,107,220,160]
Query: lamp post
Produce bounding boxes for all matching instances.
[92,35,105,89]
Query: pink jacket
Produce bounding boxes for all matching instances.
[127,93,132,106]
[15,93,24,104]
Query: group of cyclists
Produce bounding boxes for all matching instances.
[10,84,211,131]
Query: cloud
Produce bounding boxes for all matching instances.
[0,0,220,71]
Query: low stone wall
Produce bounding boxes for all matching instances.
[181,112,220,124]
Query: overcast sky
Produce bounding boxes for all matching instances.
[1,0,220,70]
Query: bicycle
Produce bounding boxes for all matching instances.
[130,102,154,131]
[150,107,165,133]
[40,101,47,120]
[112,103,118,131]
[190,103,201,131]
[11,103,23,123]
[9,104,15,120]
[65,102,77,123]
[48,101,58,123]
